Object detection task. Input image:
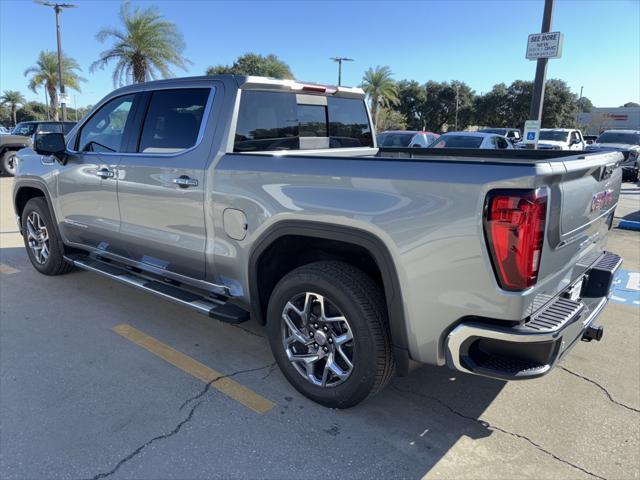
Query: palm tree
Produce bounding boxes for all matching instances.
[0,90,26,126]
[91,1,190,86]
[24,51,85,121]
[361,66,399,127]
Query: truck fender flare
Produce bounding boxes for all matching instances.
[248,220,410,374]
[13,179,59,235]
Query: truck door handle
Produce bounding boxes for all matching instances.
[173,176,198,188]
[96,168,115,179]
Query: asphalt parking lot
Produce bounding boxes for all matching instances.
[0,176,638,480]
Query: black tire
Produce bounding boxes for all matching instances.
[21,197,73,276]
[267,260,395,408]
[2,151,17,176]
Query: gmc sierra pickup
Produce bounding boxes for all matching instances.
[13,75,623,408]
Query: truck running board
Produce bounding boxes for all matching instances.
[64,254,249,324]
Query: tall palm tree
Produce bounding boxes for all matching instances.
[24,51,85,121]
[91,1,190,86]
[361,66,399,127]
[0,90,26,126]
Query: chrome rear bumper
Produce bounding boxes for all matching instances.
[445,252,622,380]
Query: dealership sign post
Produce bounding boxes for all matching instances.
[526,31,564,60]
[526,0,560,149]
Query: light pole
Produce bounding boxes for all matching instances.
[330,57,354,86]
[455,84,460,131]
[39,1,77,121]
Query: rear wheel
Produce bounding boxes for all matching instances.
[2,151,17,176]
[21,197,73,275]
[267,261,395,408]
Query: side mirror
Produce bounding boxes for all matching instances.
[410,144,423,148]
[34,133,67,164]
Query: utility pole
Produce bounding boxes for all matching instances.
[528,0,554,123]
[455,84,460,131]
[39,1,77,121]
[330,57,354,86]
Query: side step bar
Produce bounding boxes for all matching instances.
[65,254,249,324]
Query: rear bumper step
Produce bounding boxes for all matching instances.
[65,254,249,324]
[445,251,621,381]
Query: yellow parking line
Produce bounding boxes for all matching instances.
[0,263,19,274]
[113,324,274,414]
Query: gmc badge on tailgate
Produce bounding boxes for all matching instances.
[591,189,614,212]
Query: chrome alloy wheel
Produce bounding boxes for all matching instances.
[281,292,354,388]
[5,153,17,175]
[26,212,50,264]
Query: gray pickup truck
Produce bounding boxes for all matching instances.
[13,75,623,408]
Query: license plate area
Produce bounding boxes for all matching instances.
[565,277,585,302]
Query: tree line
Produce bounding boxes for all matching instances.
[360,65,599,132]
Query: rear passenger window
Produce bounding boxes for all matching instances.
[138,88,211,154]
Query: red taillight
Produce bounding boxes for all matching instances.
[484,189,547,291]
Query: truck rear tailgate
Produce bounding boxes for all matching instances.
[533,150,622,307]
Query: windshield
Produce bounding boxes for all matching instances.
[539,131,569,142]
[11,122,37,136]
[377,132,415,147]
[596,132,640,145]
[432,135,484,148]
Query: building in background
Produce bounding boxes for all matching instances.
[577,107,640,134]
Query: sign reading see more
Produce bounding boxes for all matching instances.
[526,31,564,60]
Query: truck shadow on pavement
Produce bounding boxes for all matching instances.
[1,245,507,479]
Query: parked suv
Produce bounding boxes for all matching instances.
[0,121,75,176]
[13,76,622,407]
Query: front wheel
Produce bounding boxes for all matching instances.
[21,197,73,276]
[2,151,17,176]
[267,261,395,408]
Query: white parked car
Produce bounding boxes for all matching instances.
[517,128,586,150]
[430,131,514,149]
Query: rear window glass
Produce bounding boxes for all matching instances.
[377,132,415,147]
[479,128,506,135]
[234,91,372,152]
[433,135,484,148]
[139,88,210,154]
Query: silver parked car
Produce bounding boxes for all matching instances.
[13,75,623,407]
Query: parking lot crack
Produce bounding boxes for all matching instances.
[392,385,608,480]
[87,399,203,480]
[87,362,275,480]
[559,366,640,414]
[179,361,276,411]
